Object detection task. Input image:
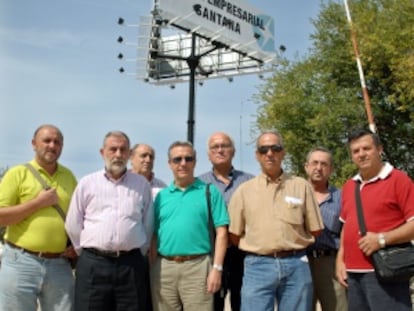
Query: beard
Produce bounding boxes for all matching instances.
[36,148,61,164]
[105,159,127,176]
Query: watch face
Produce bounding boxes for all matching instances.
[379,234,386,247]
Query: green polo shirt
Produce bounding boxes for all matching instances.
[0,160,77,252]
[154,178,229,256]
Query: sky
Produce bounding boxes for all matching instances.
[0,0,323,183]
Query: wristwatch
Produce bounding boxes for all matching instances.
[378,233,386,248]
[213,264,223,272]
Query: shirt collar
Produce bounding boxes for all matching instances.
[211,166,235,178]
[103,168,128,183]
[30,159,61,176]
[258,171,284,185]
[168,177,202,192]
[353,162,393,183]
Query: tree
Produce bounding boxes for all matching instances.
[254,0,414,184]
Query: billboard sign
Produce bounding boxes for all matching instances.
[157,0,276,62]
[136,32,276,84]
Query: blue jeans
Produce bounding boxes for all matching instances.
[241,252,312,311]
[0,244,74,311]
[348,272,411,311]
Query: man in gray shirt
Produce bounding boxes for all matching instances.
[199,132,253,311]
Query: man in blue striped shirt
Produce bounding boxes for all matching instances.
[305,147,347,311]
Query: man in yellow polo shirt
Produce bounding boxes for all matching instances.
[0,124,77,311]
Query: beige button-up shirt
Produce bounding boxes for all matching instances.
[228,173,324,254]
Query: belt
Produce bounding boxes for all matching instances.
[307,249,337,258]
[248,249,304,258]
[5,241,63,259]
[84,248,138,258]
[160,254,207,263]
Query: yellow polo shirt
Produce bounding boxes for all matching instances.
[228,173,324,254]
[0,160,77,252]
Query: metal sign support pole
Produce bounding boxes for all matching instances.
[186,33,197,144]
[152,32,220,144]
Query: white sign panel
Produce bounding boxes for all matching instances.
[157,0,276,62]
[139,33,276,84]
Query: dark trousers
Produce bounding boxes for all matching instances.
[348,272,411,311]
[214,246,245,311]
[75,248,150,311]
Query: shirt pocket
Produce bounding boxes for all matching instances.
[279,196,304,225]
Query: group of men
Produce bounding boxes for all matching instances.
[0,124,413,311]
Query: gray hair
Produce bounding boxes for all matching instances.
[168,141,196,159]
[103,131,130,148]
[256,130,284,148]
[305,147,333,165]
[130,143,155,156]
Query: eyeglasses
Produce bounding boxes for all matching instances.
[209,144,232,151]
[257,144,283,154]
[170,156,195,164]
[307,160,330,168]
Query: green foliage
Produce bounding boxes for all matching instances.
[254,0,414,184]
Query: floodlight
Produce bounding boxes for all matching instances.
[119,67,125,73]
[118,17,125,25]
[118,53,124,59]
[117,36,124,43]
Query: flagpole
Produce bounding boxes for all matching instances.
[343,0,377,133]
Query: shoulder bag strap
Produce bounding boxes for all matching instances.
[24,163,66,221]
[354,180,367,236]
[205,183,216,255]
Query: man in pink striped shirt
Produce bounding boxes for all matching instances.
[65,131,153,311]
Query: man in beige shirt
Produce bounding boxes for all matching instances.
[228,130,324,311]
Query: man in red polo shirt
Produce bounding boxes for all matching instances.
[336,128,414,311]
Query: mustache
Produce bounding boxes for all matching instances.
[111,159,126,165]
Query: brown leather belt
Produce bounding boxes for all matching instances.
[5,241,63,259]
[160,254,207,263]
[249,249,305,258]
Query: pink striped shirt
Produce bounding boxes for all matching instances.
[65,170,153,254]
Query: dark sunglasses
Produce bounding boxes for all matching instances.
[171,156,195,164]
[257,144,283,154]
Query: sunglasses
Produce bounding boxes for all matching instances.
[171,156,195,164]
[257,144,284,154]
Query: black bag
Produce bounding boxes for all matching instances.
[371,243,414,282]
[355,181,414,282]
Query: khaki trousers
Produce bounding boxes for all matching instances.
[150,255,213,311]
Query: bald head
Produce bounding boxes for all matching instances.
[130,143,156,179]
[207,132,235,168]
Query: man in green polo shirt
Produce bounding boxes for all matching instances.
[149,141,229,311]
[0,124,77,311]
